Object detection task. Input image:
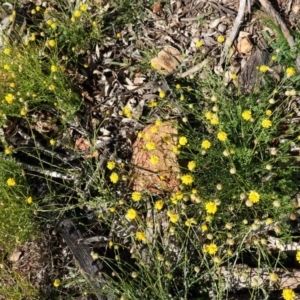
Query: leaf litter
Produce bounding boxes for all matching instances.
[1,0,300,299]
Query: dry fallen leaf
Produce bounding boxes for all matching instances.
[9,250,22,262]
[237,36,253,54]
[75,137,91,151]
[131,120,180,194]
[151,46,182,73]
[153,2,162,14]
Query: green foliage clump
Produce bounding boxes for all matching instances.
[0,157,38,253]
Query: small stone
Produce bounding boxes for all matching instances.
[218,23,227,33]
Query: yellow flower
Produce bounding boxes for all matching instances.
[172,145,179,154]
[74,10,81,17]
[231,73,237,80]
[151,60,158,69]
[80,4,88,11]
[51,23,57,30]
[50,139,56,146]
[187,161,196,171]
[3,64,10,70]
[159,90,166,98]
[217,36,225,43]
[261,119,272,128]
[116,32,122,39]
[179,136,187,146]
[259,65,269,73]
[7,178,16,186]
[271,55,277,61]
[205,201,217,214]
[155,119,162,126]
[242,110,252,121]
[269,272,278,282]
[201,224,208,232]
[53,279,61,288]
[148,99,157,107]
[109,207,115,213]
[185,218,197,227]
[136,231,147,242]
[154,200,164,210]
[5,93,14,104]
[4,147,12,155]
[132,191,142,202]
[248,191,260,203]
[203,243,218,255]
[180,94,185,101]
[195,40,203,47]
[175,84,181,89]
[206,215,213,222]
[150,126,158,133]
[265,109,272,116]
[150,155,159,164]
[20,108,27,116]
[205,111,213,120]
[36,5,41,11]
[201,140,211,149]
[4,48,11,55]
[48,39,56,47]
[51,65,58,72]
[145,141,156,151]
[296,251,300,263]
[286,67,296,77]
[107,161,115,170]
[110,172,119,183]
[29,34,36,41]
[210,114,219,125]
[167,211,179,223]
[126,208,137,220]
[266,218,273,225]
[123,106,131,118]
[217,131,227,141]
[26,197,33,204]
[181,174,194,185]
[282,288,296,300]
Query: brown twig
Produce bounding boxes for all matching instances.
[218,0,247,67]
[258,0,300,71]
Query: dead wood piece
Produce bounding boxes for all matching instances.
[239,48,269,92]
[218,0,247,67]
[131,120,180,194]
[57,219,113,300]
[180,59,209,78]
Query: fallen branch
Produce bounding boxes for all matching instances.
[218,0,247,67]
[180,59,208,78]
[57,219,115,300]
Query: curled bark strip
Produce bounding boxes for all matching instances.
[259,0,300,71]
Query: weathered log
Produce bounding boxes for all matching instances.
[57,219,114,300]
